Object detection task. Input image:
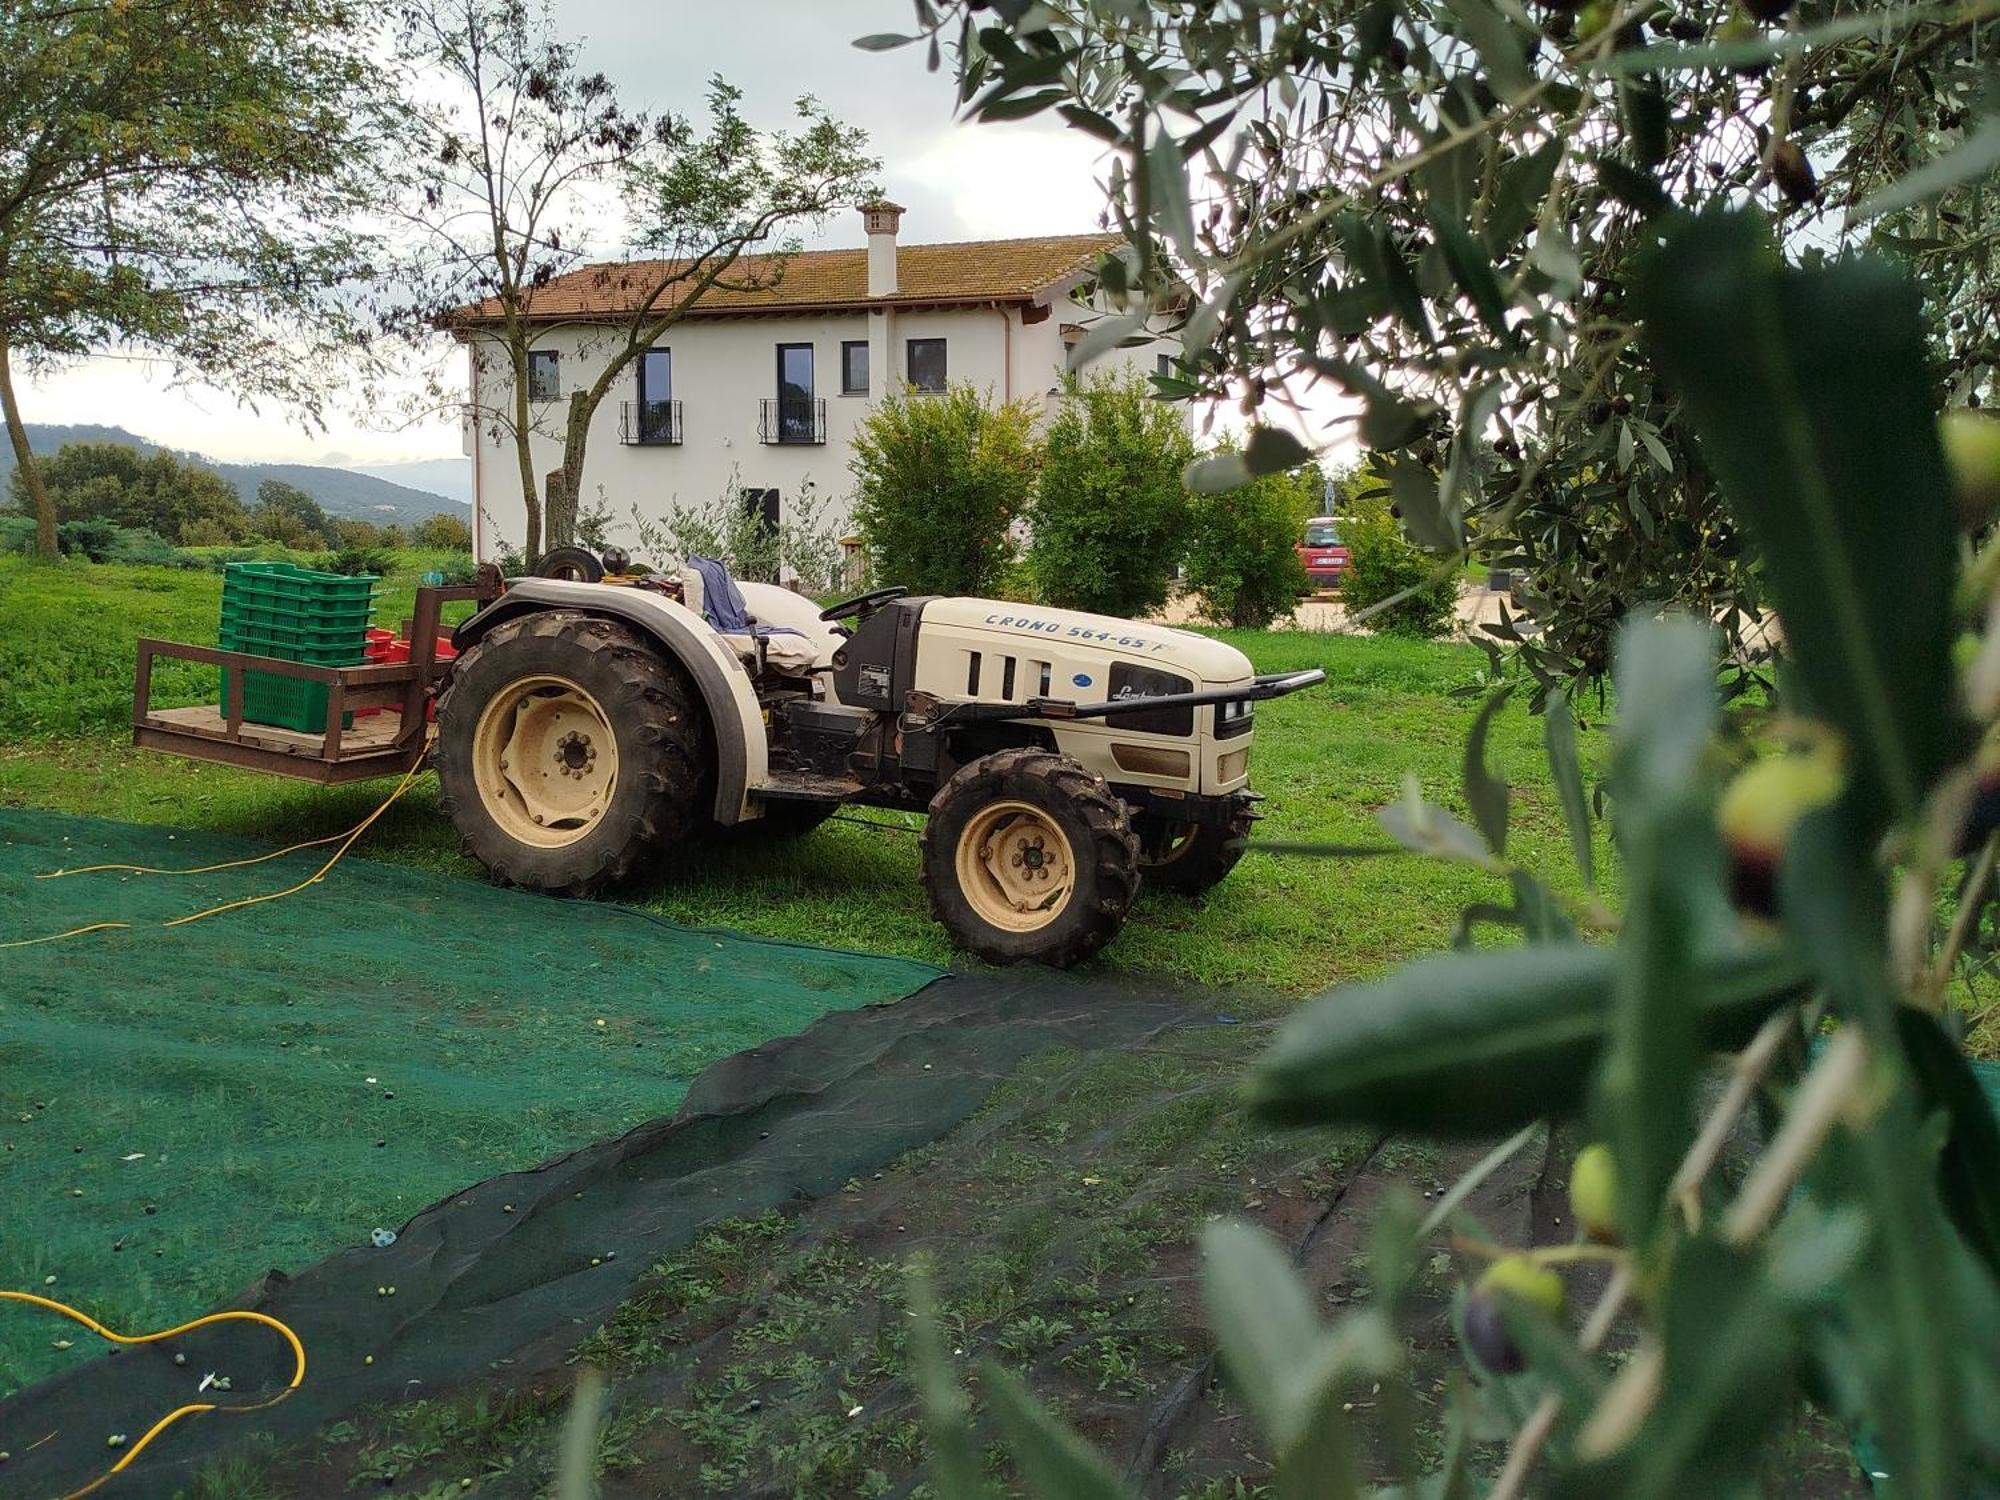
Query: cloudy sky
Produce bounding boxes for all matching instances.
[21,1,1117,471]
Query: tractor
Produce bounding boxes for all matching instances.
[429,556,1322,966]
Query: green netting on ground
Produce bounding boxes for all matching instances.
[0,809,942,1394]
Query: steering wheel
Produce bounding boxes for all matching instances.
[819,585,907,624]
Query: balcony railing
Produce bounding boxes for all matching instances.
[619,399,682,446]
[758,397,826,446]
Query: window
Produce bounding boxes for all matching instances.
[638,348,671,404]
[1303,520,1342,547]
[906,338,946,392]
[1156,352,1175,378]
[526,349,560,401]
[841,340,869,395]
[633,348,674,442]
[776,343,816,442]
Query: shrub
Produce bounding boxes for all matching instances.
[319,546,392,578]
[46,518,189,566]
[413,511,473,551]
[1341,511,1459,639]
[631,473,847,595]
[0,513,40,553]
[1181,459,1316,627]
[849,384,1037,596]
[1028,373,1193,618]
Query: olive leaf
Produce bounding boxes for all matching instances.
[1250,941,1805,1135]
[1593,616,1720,1248]
[1851,118,2000,226]
[1462,683,1515,857]
[1543,687,1595,888]
[1638,211,1966,827]
[1377,775,1500,870]
[982,1362,1137,1500]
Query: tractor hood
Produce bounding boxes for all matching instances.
[925,599,1256,686]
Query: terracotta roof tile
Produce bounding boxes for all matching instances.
[448,233,1120,324]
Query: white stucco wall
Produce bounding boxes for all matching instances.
[464,303,1178,565]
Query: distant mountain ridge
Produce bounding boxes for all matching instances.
[2,424,469,528]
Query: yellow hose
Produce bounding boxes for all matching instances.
[0,1292,306,1500]
[2,752,430,947]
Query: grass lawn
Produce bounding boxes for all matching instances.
[0,553,1882,1498]
[0,551,1609,996]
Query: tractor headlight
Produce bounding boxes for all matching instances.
[1216,698,1254,739]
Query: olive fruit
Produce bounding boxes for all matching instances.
[1942,409,2000,524]
[1956,734,2000,856]
[1771,140,1817,207]
[1717,13,1769,75]
[1569,1143,1620,1243]
[1718,743,1845,919]
[1463,1257,1565,1375]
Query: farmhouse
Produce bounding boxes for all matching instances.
[448,202,1180,563]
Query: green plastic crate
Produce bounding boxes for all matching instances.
[216,562,375,733]
[219,617,373,655]
[220,597,374,633]
[221,560,378,607]
[219,667,354,735]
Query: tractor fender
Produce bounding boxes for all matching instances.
[452,578,768,825]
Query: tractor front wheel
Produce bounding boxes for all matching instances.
[1135,801,1255,896]
[435,611,707,894]
[921,748,1139,966]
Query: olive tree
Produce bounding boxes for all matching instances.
[848,6,2000,1497]
[0,0,397,557]
[872,0,2000,696]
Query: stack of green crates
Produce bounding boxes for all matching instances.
[218,561,378,733]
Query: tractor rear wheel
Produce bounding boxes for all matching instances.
[435,611,707,894]
[1136,801,1255,896]
[920,748,1139,967]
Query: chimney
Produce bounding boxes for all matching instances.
[862,200,904,297]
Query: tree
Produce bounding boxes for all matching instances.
[405,0,876,558]
[1180,457,1315,628]
[413,511,473,550]
[0,0,396,558]
[249,480,337,549]
[5,442,247,543]
[1029,373,1193,618]
[400,0,653,564]
[901,0,2000,694]
[1342,509,1460,639]
[850,385,1038,596]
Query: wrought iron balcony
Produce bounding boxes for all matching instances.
[619,399,682,446]
[758,397,826,445]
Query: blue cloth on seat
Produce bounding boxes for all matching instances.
[686,555,800,637]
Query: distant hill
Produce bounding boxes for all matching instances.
[347,458,472,507]
[2,424,469,528]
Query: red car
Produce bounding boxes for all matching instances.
[1296,516,1350,590]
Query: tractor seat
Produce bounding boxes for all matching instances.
[679,556,819,676]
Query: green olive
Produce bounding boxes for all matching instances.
[1569,1143,1621,1243]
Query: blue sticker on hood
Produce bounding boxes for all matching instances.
[1072,673,1092,688]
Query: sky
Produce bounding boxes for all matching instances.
[20,1,1118,470]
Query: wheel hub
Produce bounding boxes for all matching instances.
[957,802,1075,932]
[469,675,620,848]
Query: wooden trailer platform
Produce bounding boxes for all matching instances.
[131,583,489,784]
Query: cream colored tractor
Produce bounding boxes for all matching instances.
[433,564,1321,966]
